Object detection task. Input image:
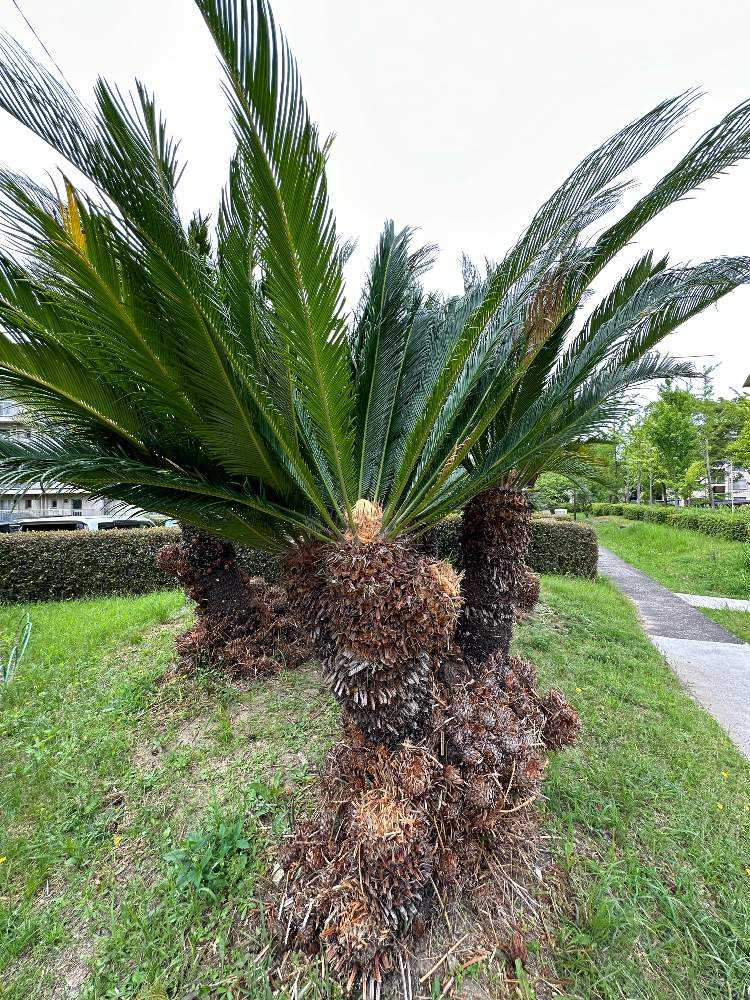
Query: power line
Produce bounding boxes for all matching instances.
[9,0,72,86]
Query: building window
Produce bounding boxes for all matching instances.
[24,498,32,509]
[72,498,82,511]
[51,500,58,508]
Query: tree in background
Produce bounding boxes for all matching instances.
[641,384,700,503]
[678,458,708,503]
[617,381,750,506]
[692,369,750,505]
[729,407,750,471]
[531,471,593,515]
[622,420,661,502]
[589,437,629,502]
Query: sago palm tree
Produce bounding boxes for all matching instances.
[0,0,749,984]
[446,143,750,665]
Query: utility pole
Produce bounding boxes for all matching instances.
[701,369,716,508]
[682,359,717,508]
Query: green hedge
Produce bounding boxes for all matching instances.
[0,516,599,605]
[527,517,598,577]
[591,502,750,542]
[426,516,597,579]
[0,527,178,604]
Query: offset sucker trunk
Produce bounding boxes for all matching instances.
[167,525,250,619]
[456,487,533,666]
[156,525,311,677]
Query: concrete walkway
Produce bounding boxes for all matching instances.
[676,593,750,612]
[598,547,750,758]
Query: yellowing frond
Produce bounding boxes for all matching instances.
[61,178,86,256]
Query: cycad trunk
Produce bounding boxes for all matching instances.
[156,525,311,677]
[281,516,458,747]
[411,524,441,560]
[457,487,533,666]
[276,502,577,987]
[168,525,249,619]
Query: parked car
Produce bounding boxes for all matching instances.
[0,516,155,532]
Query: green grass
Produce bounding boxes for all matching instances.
[591,516,750,598]
[519,578,750,998]
[1,581,749,999]
[696,606,750,643]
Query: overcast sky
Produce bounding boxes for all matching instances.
[1,0,749,396]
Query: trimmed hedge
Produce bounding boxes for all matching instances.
[527,517,598,578]
[0,516,599,605]
[426,515,598,579]
[592,502,750,542]
[0,527,178,604]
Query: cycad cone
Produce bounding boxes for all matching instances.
[350,498,383,543]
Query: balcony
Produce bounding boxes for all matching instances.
[0,506,111,523]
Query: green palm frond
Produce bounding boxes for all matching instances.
[587,99,750,281]
[196,0,357,517]
[0,0,747,550]
[351,221,435,499]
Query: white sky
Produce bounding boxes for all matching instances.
[1,0,749,396]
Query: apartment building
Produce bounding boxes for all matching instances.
[0,399,116,522]
[708,462,750,506]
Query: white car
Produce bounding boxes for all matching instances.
[4,516,155,532]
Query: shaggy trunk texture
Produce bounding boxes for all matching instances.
[275,502,580,988]
[281,520,459,747]
[457,487,533,666]
[516,568,541,621]
[166,526,249,618]
[156,526,311,677]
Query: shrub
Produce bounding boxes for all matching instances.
[0,527,178,604]
[0,514,599,606]
[675,509,749,541]
[592,503,750,542]
[527,517,598,578]
[642,507,672,524]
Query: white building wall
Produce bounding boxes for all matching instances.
[0,398,121,521]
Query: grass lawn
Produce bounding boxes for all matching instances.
[1,580,749,999]
[696,606,750,643]
[591,516,750,599]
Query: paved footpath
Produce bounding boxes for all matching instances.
[598,546,750,759]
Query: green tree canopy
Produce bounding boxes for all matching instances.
[640,385,700,501]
